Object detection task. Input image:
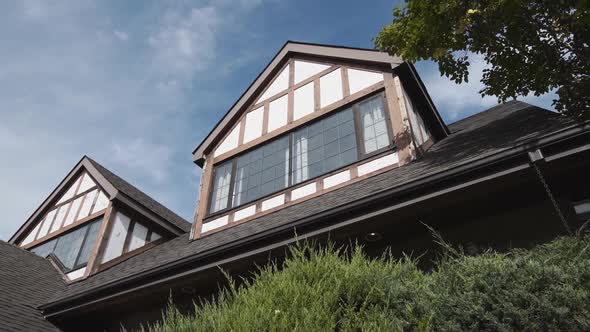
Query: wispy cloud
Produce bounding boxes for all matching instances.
[114,30,129,41]
[148,6,220,76]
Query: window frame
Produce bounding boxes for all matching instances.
[29,217,102,273]
[206,90,395,218]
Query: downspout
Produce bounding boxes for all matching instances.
[528,149,573,235]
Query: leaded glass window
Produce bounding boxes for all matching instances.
[291,108,357,185]
[358,96,389,154]
[208,92,393,215]
[29,218,102,272]
[209,161,233,213]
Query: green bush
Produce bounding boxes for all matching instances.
[146,236,590,332]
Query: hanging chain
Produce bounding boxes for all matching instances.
[531,162,573,235]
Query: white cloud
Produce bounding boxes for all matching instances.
[148,6,220,76]
[111,139,175,183]
[114,30,129,41]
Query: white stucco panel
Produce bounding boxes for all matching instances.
[293,81,315,121]
[294,60,330,84]
[243,107,264,144]
[291,182,317,201]
[258,66,289,102]
[357,153,399,176]
[268,95,288,132]
[323,170,351,189]
[347,68,384,94]
[202,215,229,233]
[261,194,285,211]
[214,123,241,157]
[320,69,343,108]
[234,205,256,221]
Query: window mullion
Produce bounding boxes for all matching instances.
[288,133,294,187]
[72,223,92,268]
[226,159,238,210]
[352,104,366,159]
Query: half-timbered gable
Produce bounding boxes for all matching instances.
[192,42,449,238]
[9,157,190,282]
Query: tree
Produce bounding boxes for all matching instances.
[375,0,590,119]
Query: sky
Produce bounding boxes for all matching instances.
[0,0,556,240]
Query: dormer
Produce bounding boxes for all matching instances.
[9,157,190,282]
[192,41,449,239]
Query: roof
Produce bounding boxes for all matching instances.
[86,158,192,233]
[0,241,65,331]
[192,41,404,165]
[44,100,581,307]
[10,157,191,244]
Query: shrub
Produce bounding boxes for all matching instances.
[146,236,590,332]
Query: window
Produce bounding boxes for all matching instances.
[208,93,393,215]
[209,162,233,214]
[232,136,290,207]
[292,108,357,184]
[30,218,102,272]
[100,211,162,264]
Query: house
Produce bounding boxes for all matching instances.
[2,41,590,331]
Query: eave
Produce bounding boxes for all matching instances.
[40,120,590,317]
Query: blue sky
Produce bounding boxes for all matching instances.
[0,0,556,240]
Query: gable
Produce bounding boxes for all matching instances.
[193,41,405,166]
[19,171,109,248]
[12,157,187,283]
[211,57,388,161]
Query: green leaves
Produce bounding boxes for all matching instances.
[147,236,590,332]
[375,0,590,118]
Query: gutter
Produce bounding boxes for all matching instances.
[41,121,590,316]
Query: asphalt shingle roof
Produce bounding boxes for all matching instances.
[0,241,66,331]
[87,158,192,233]
[45,101,578,305]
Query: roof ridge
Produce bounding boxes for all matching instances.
[447,100,537,131]
[85,157,191,232]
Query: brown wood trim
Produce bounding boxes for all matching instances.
[341,66,350,97]
[38,206,60,241]
[262,102,270,136]
[72,191,88,223]
[32,217,45,241]
[288,58,295,88]
[199,156,400,237]
[194,45,401,163]
[237,119,246,146]
[59,200,75,229]
[85,203,115,276]
[51,185,98,211]
[213,81,386,165]
[209,63,340,156]
[251,65,338,111]
[122,221,135,254]
[22,209,107,250]
[192,158,214,239]
[287,90,294,124]
[88,188,101,215]
[313,77,321,112]
[384,73,413,166]
[417,137,434,156]
[254,62,291,106]
[97,238,164,272]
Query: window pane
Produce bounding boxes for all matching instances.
[101,212,131,263]
[75,219,102,267]
[53,226,87,271]
[358,95,390,154]
[209,161,233,213]
[128,222,148,251]
[31,239,57,258]
[291,108,358,185]
[232,136,289,206]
